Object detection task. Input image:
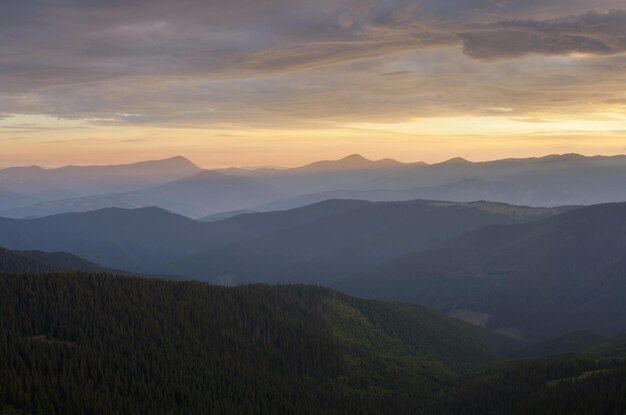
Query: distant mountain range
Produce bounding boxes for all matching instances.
[3,169,282,219]
[4,152,626,218]
[0,156,201,199]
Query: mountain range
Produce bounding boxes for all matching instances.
[4,153,626,218]
[0,156,201,199]
[2,170,282,219]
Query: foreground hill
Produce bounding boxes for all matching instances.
[0,272,517,414]
[436,351,626,415]
[513,331,626,359]
[0,247,112,274]
[344,203,626,340]
[0,200,563,275]
[1,272,624,414]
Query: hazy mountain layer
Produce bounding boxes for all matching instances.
[1,169,281,219]
[5,153,626,218]
[0,156,202,200]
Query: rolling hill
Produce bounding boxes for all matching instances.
[164,200,566,284]
[198,209,258,222]
[342,203,626,340]
[255,178,579,212]
[0,207,221,272]
[0,199,563,276]
[0,247,113,274]
[0,200,381,272]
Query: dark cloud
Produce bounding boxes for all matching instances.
[460,10,626,59]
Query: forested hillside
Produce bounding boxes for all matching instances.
[1,272,625,414]
[437,353,626,414]
[0,272,515,414]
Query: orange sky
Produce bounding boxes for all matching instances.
[1,114,625,168]
[1,1,626,168]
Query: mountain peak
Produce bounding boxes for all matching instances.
[139,155,200,168]
[340,154,370,163]
[439,157,471,165]
[162,155,195,164]
[295,154,404,172]
[539,153,587,162]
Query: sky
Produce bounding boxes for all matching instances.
[1,0,626,168]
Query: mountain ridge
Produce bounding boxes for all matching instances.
[341,202,626,339]
[0,246,114,274]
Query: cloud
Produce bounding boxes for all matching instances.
[1,0,626,129]
[460,10,626,60]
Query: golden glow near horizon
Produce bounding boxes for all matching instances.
[1,113,625,168]
[1,1,626,168]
